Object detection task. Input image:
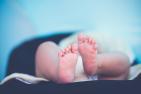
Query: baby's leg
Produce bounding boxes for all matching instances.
[96,53,130,80]
[35,41,78,83]
[36,42,60,82]
[78,34,130,80]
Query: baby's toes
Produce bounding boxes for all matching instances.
[71,43,78,54]
[66,46,71,53]
[78,33,87,44]
[92,39,96,45]
[58,50,65,57]
[85,36,89,43]
[62,49,67,56]
[88,37,93,44]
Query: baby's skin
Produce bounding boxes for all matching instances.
[36,34,130,83]
[57,34,98,83]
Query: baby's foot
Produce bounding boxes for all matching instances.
[58,44,78,83]
[78,34,97,76]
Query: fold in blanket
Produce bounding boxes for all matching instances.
[0,73,48,85]
[1,64,141,85]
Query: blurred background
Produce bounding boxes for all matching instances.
[0,0,141,81]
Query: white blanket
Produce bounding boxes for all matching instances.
[1,64,141,85]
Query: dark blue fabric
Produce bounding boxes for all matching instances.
[1,79,141,94]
